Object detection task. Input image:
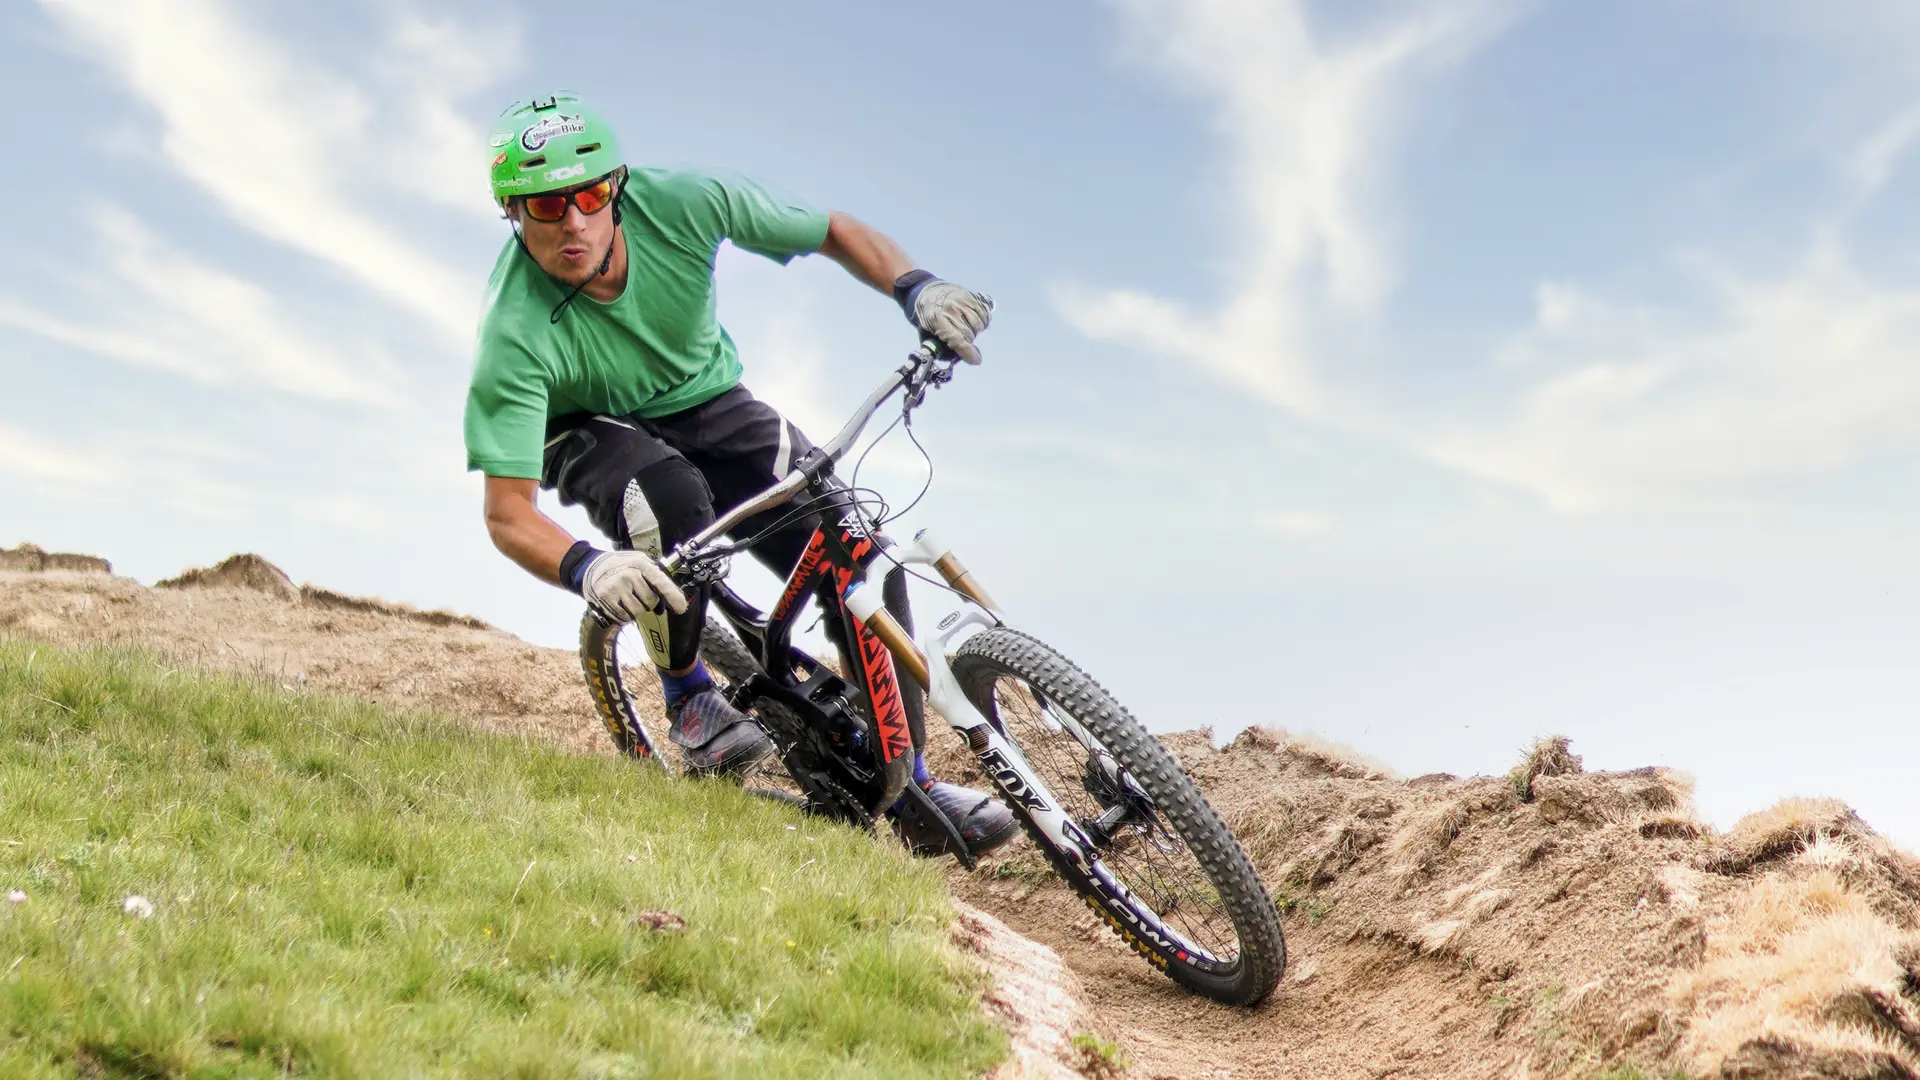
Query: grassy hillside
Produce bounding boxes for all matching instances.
[0,639,1005,1078]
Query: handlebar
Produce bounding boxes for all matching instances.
[657,340,963,575]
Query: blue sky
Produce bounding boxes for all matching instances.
[5,0,1919,844]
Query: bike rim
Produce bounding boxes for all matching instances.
[983,674,1243,967]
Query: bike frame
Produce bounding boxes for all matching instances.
[646,348,1225,968]
[704,488,918,771]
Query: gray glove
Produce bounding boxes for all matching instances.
[581,550,687,622]
[896,272,993,364]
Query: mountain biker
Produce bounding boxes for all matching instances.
[465,94,1016,859]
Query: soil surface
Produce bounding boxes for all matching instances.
[9,547,1920,1080]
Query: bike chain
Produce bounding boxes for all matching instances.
[796,765,875,830]
[763,726,878,830]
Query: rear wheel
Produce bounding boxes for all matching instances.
[576,613,798,796]
[950,627,1286,1006]
[578,611,667,765]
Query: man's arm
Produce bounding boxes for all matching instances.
[815,211,915,293]
[483,475,576,585]
[483,475,689,618]
[813,210,994,363]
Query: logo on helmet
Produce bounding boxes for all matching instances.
[544,163,586,184]
[491,152,508,168]
[520,113,586,153]
[487,131,513,148]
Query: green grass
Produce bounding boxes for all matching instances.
[0,640,1006,1078]
[1068,1031,1129,1078]
[1274,893,1334,925]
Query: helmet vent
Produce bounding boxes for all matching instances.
[575,143,601,154]
[518,156,547,171]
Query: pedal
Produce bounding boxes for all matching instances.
[894,781,977,870]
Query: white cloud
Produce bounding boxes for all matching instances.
[1256,509,1333,538]
[717,246,842,439]
[37,0,499,340]
[370,14,521,219]
[0,421,247,517]
[1060,0,1511,415]
[1080,0,1920,512]
[1428,238,1920,510]
[0,206,396,404]
[0,425,117,488]
[1849,107,1920,200]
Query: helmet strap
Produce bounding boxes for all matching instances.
[548,233,619,324]
[497,168,625,324]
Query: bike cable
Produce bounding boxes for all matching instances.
[690,377,976,609]
[843,394,982,607]
[693,485,892,564]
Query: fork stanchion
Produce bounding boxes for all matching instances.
[932,552,999,613]
[844,582,932,690]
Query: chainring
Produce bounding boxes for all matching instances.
[776,736,881,829]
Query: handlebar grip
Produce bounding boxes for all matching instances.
[915,293,993,364]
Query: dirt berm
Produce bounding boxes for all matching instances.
[8,546,1920,1080]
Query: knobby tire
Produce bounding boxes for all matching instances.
[951,627,1286,1006]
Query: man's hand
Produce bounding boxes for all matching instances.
[891,271,992,364]
[582,551,688,621]
[909,279,994,364]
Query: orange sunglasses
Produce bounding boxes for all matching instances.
[520,171,621,223]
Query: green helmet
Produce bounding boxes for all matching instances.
[486,94,623,203]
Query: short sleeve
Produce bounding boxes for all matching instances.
[464,334,550,479]
[707,171,830,264]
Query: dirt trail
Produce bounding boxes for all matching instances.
[9,547,1920,1080]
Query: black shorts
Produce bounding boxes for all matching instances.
[541,383,817,572]
[539,384,817,670]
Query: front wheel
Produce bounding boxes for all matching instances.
[951,628,1286,1006]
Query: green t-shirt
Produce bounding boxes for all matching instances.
[464,167,831,478]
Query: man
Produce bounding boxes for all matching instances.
[465,93,1015,859]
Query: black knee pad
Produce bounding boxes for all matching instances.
[626,456,716,551]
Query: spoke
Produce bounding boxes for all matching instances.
[990,677,1240,961]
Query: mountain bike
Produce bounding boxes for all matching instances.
[577,340,1287,1006]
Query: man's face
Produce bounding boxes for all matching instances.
[507,173,620,286]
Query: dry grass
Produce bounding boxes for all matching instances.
[0,544,110,574]
[1638,815,1706,841]
[1653,864,1704,909]
[1412,868,1513,953]
[1278,817,1387,888]
[156,553,299,597]
[1532,774,1635,826]
[154,554,493,631]
[1227,726,1398,780]
[1626,770,1691,813]
[1668,867,1920,1075]
[1510,735,1583,802]
[1710,797,1859,874]
[1389,800,1470,879]
[1226,787,1303,872]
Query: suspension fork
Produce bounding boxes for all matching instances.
[907,529,1001,615]
[879,529,1158,830]
[838,527,990,695]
